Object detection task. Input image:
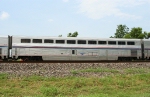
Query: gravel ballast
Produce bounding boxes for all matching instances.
[0,62,150,77]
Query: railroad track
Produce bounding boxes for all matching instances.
[1,60,150,63]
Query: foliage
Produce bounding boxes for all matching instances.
[110,24,129,38]
[144,31,150,39]
[124,27,144,39]
[67,31,78,37]
[71,68,119,74]
[0,73,8,80]
[125,68,147,74]
[124,27,150,39]
[40,86,58,96]
[111,24,150,39]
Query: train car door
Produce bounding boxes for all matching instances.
[71,49,77,60]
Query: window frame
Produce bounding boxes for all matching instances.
[88,40,97,44]
[118,41,126,45]
[67,40,76,44]
[56,40,65,44]
[33,39,42,43]
[77,40,86,44]
[44,39,54,43]
[108,41,116,45]
[21,39,31,43]
[127,41,135,45]
[98,41,107,45]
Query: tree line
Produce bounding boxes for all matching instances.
[110,24,150,39]
[58,24,150,39]
[58,31,78,37]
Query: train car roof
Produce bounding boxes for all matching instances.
[12,35,144,41]
[0,35,8,37]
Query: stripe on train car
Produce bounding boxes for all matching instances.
[12,46,142,50]
[0,46,7,48]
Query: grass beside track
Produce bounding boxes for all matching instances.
[0,68,150,97]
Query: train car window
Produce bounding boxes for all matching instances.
[88,40,97,44]
[21,39,31,43]
[56,40,65,44]
[127,41,135,45]
[33,39,42,43]
[98,41,106,44]
[118,41,126,45]
[78,40,86,44]
[44,39,53,43]
[67,40,76,44]
[108,41,116,45]
[72,50,75,54]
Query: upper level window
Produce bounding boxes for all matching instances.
[78,40,86,44]
[118,41,126,45]
[127,41,135,45]
[56,40,65,44]
[67,40,76,44]
[88,40,97,44]
[21,39,31,43]
[98,41,107,44]
[33,39,42,43]
[44,39,53,43]
[108,41,116,45]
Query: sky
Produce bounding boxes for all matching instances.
[0,0,150,38]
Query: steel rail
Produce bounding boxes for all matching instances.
[0,60,150,63]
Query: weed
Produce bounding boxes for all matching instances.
[22,75,45,81]
[78,93,109,97]
[40,86,58,97]
[74,68,119,73]
[125,68,147,74]
[0,73,8,80]
[71,70,79,75]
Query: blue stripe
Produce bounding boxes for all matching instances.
[2,45,150,50]
[0,46,7,48]
[12,46,142,50]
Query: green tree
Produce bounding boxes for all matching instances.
[111,24,150,39]
[67,31,78,37]
[110,24,129,38]
[129,27,143,39]
[124,33,131,38]
[144,31,150,39]
[124,27,145,39]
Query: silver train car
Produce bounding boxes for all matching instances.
[0,35,150,61]
[0,36,8,60]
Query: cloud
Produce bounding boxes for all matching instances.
[48,19,53,22]
[62,0,69,2]
[77,0,150,19]
[0,11,10,20]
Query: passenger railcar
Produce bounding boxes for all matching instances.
[0,35,149,61]
[0,36,9,60]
